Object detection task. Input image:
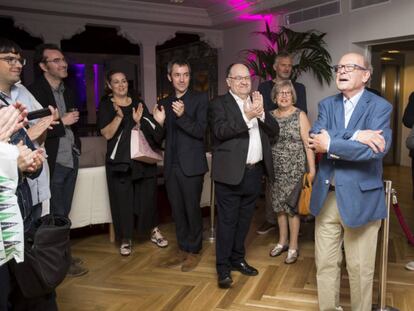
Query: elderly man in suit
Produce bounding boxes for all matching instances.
[308,52,392,311]
[209,63,279,288]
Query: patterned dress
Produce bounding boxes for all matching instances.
[270,108,306,215]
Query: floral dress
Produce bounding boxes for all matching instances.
[270,108,306,215]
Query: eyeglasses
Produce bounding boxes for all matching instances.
[277,91,292,97]
[44,58,67,65]
[0,57,26,66]
[228,76,251,82]
[332,64,368,73]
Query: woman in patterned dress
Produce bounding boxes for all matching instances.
[268,80,315,264]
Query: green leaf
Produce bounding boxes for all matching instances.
[243,22,332,85]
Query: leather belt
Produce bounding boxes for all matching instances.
[245,162,262,170]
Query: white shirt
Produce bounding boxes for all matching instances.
[1,83,51,206]
[229,90,263,164]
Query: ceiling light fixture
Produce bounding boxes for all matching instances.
[170,0,184,3]
[387,50,400,54]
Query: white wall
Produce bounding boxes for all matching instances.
[218,16,281,95]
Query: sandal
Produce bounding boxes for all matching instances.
[120,241,132,256]
[285,249,299,264]
[269,244,289,257]
[151,227,168,248]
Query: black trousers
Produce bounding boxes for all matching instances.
[0,264,10,311]
[106,165,157,241]
[0,262,57,311]
[215,163,263,275]
[50,157,78,217]
[165,165,204,253]
[411,157,414,199]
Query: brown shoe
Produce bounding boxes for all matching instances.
[256,221,276,235]
[67,262,89,277]
[165,249,187,268]
[181,253,200,272]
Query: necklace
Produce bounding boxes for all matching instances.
[112,96,131,107]
[275,107,295,118]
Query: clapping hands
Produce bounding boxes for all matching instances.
[172,100,185,117]
[243,91,264,120]
[133,103,144,124]
[0,102,27,142]
[153,104,166,126]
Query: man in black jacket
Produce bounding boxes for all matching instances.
[28,44,87,277]
[209,63,279,288]
[256,52,307,235]
[403,92,414,271]
[153,59,208,272]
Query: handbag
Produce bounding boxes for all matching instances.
[12,214,72,298]
[130,122,162,164]
[406,125,414,150]
[298,173,312,216]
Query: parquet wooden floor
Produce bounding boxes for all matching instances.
[57,166,414,311]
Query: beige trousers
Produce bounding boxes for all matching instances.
[315,192,381,311]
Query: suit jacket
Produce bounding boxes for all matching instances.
[209,92,280,185]
[403,91,414,157]
[28,76,81,177]
[258,80,307,113]
[158,90,208,179]
[310,90,392,227]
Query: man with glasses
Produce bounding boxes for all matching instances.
[256,52,307,235]
[0,37,57,311]
[308,53,392,311]
[28,44,87,277]
[209,63,279,288]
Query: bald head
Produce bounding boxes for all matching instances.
[226,63,252,99]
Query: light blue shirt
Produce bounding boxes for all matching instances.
[326,89,365,152]
[343,89,364,128]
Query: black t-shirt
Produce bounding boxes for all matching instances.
[98,96,138,165]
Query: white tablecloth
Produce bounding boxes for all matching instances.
[69,153,213,229]
[69,166,112,229]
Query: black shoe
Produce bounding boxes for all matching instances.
[231,261,258,276]
[218,272,233,288]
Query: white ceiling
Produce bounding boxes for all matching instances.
[129,0,223,9]
[0,0,335,28]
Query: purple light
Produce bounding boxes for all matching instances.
[247,54,256,62]
[71,64,86,109]
[229,0,251,10]
[239,14,272,21]
[93,64,99,109]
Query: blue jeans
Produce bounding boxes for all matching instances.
[50,157,78,217]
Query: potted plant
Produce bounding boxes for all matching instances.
[245,23,333,86]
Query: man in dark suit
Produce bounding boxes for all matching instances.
[153,59,208,272]
[309,53,392,311]
[402,91,414,271]
[256,52,307,235]
[403,91,414,198]
[209,63,279,288]
[28,44,87,277]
